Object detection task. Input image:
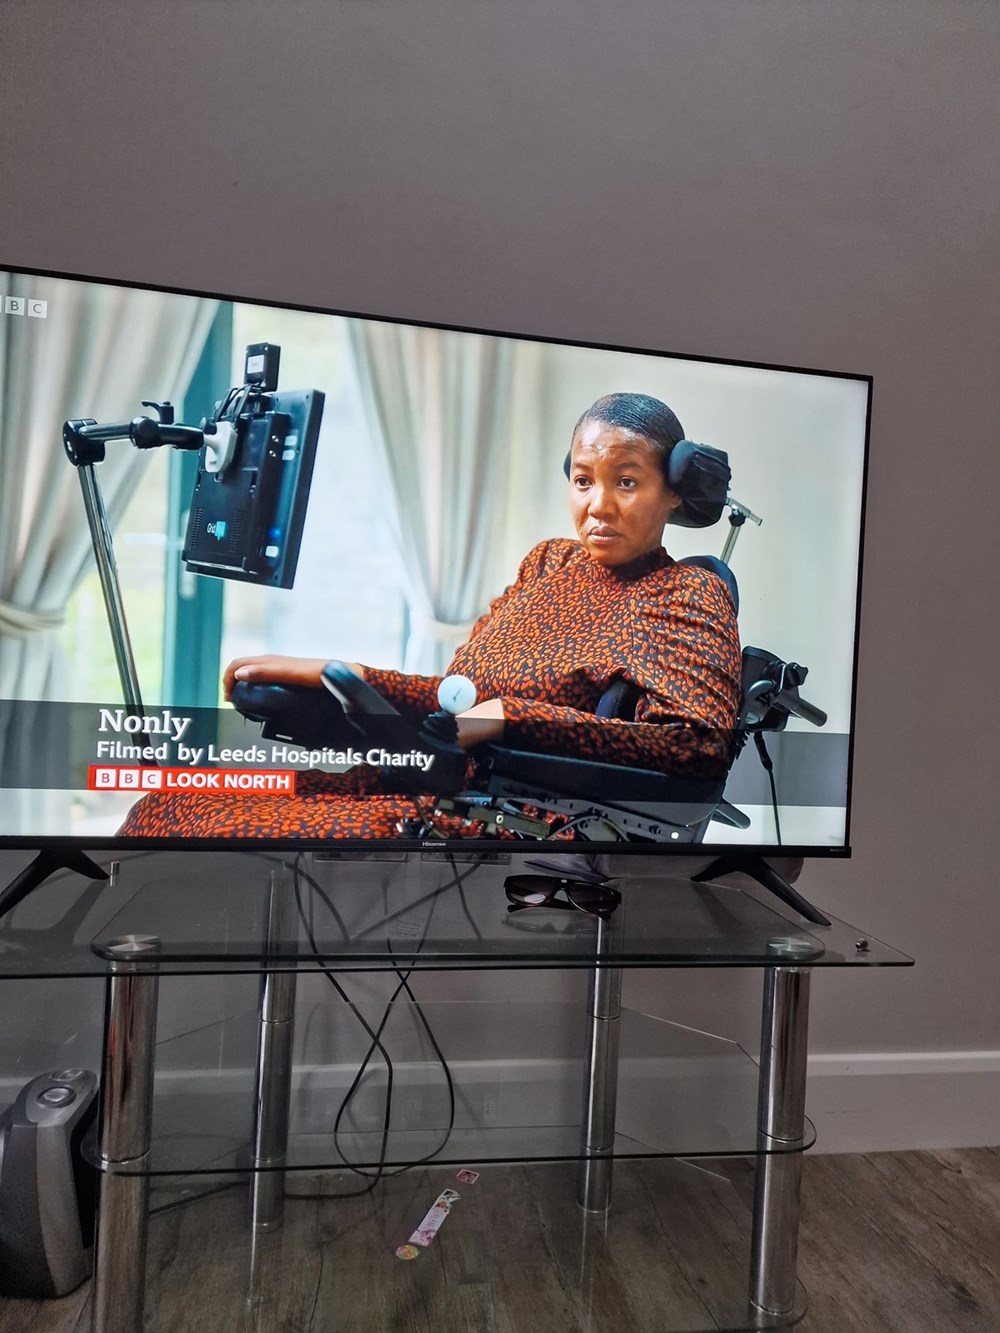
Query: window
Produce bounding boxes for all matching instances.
[205,306,408,702]
[61,452,170,706]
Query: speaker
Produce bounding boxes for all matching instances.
[0,1069,98,1297]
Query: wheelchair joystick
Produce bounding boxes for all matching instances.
[422,675,477,744]
[437,675,477,714]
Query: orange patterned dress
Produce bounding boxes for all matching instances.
[119,539,740,840]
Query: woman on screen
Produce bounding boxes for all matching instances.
[119,393,741,839]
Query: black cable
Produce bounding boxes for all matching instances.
[292,852,483,1189]
[257,852,349,940]
[374,851,482,1170]
[321,855,481,1178]
[409,792,445,839]
[148,1178,244,1218]
[455,866,483,940]
[8,844,465,1202]
[351,883,446,938]
[289,867,395,1199]
[286,852,479,1194]
[372,860,457,1173]
[753,733,782,845]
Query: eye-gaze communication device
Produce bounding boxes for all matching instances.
[57,342,324,714]
[182,342,324,588]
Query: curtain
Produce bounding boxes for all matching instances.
[0,273,218,702]
[346,319,530,674]
[0,273,217,835]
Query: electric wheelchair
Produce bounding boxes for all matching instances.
[229,442,831,921]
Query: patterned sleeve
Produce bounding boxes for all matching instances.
[360,541,572,721]
[358,667,442,722]
[500,568,742,779]
[463,539,573,644]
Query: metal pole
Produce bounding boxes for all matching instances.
[749,965,811,1318]
[576,902,624,1213]
[77,462,144,710]
[250,868,299,1232]
[92,934,160,1333]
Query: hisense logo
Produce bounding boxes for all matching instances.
[206,520,227,540]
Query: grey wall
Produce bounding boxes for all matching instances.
[2,2,999,1105]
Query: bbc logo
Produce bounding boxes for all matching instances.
[94,768,163,790]
[4,296,47,318]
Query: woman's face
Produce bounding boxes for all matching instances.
[568,421,681,567]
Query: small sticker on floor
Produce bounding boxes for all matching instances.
[409,1189,460,1247]
[456,1169,480,1184]
[395,1245,419,1261]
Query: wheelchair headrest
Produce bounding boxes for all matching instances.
[666,442,731,528]
[563,439,730,528]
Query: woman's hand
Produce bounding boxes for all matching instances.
[455,698,506,749]
[223,655,365,701]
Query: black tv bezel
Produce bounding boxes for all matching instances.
[0,261,872,862]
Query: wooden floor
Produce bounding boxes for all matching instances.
[3,1147,998,1332]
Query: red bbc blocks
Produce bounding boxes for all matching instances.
[88,767,297,794]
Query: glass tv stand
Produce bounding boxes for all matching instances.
[0,851,911,1331]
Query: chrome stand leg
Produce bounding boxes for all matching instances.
[92,935,161,1333]
[749,965,811,1319]
[576,903,624,1213]
[250,868,299,1233]
[76,463,144,710]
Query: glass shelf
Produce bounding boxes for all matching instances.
[143,1157,807,1332]
[0,851,912,977]
[84,1000,817,1177]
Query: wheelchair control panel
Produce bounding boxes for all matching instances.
[230,664,467,795]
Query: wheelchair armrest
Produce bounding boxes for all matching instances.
[229,681,348,745]
[229,678,467,793]
[230,681,729,818]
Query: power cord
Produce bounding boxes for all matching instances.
[753,733,783,845]
[285,851,479,1197]
[288,866,396,1199]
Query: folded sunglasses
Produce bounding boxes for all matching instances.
[503,874,621,920]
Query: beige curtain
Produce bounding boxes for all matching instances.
[346,320,528,674]
[0,273,218,702]
[0,273,216,836]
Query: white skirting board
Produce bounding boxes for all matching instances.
[805,1052,1000,1153]
[4,1052,998,1156]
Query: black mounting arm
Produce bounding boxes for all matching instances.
[62,401,204,467]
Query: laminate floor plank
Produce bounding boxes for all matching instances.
[461,1166,580,1333]
[0,1286,89,1333]
[146,1191,257,1332]
[526,1160,713,1331]
[3,1149,1000,1332]
[302,1169,442,1333]
[795,1156,993,1333]
[838,1153,1000,1314]
[882,1147,1000,1267]
[636,1158,753,1326]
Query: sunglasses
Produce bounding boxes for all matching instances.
[503,875,621,920]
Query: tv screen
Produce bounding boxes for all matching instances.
[0,265,869,861]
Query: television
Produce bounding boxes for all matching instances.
[0,264,869,915]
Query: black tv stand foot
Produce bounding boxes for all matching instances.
[0,850,109,923]
[691,856,831,927]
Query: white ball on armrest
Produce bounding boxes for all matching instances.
[437,675,477,715]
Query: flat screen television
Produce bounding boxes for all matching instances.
[0,264,869,913]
